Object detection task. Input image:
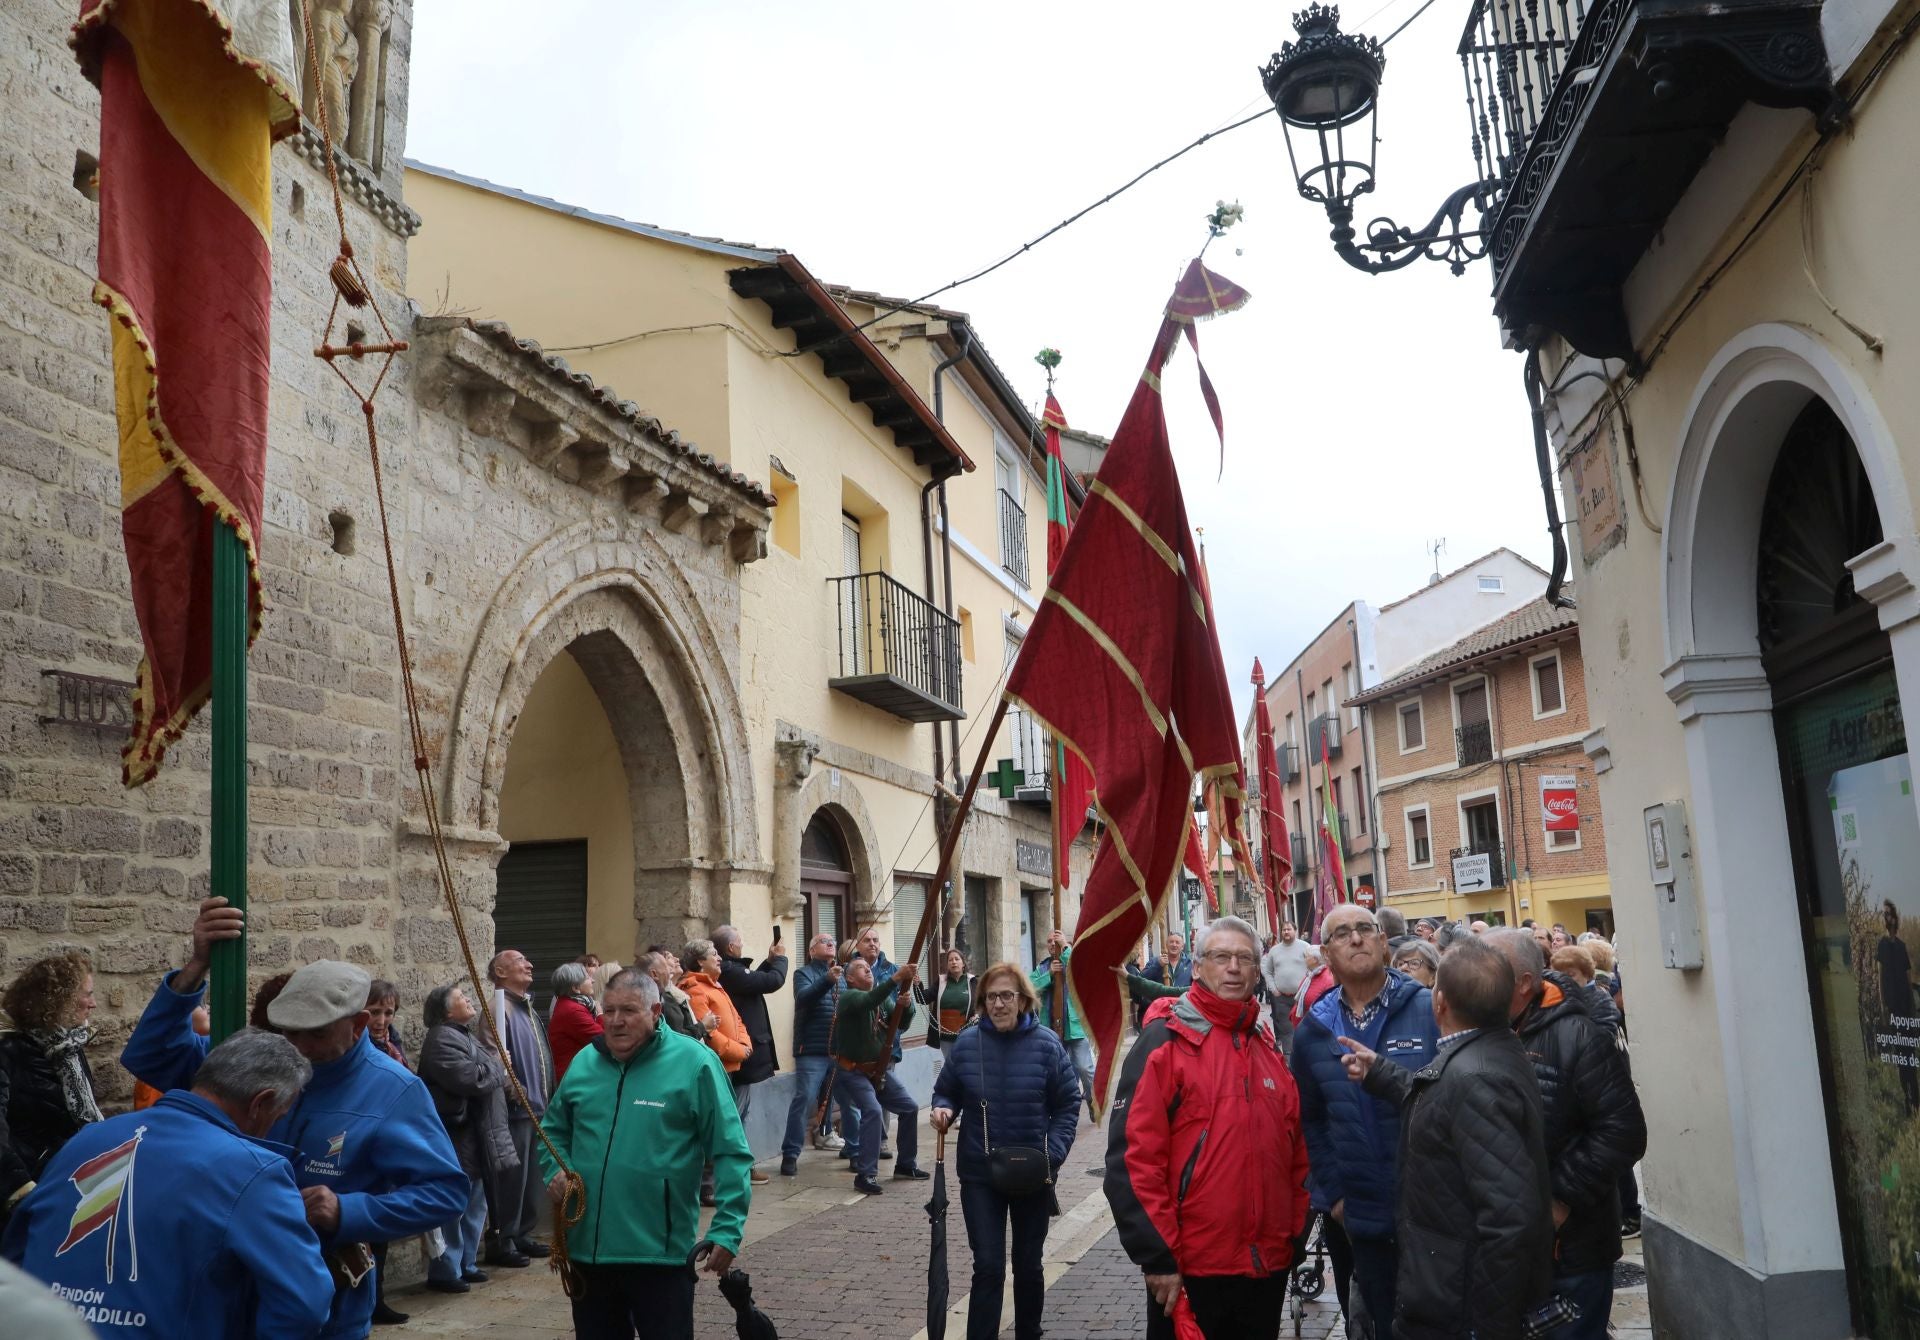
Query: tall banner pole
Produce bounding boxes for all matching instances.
[1049,739,1068,1035]
[208,523,249,1042]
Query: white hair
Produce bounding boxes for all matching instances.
[1193,916,1259,958]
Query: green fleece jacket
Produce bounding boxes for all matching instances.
[539,1028,752,1261]
[831,977,902,1065]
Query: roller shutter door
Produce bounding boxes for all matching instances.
[493,839,588,1013]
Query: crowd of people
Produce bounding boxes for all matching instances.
[0,894,1643,1340]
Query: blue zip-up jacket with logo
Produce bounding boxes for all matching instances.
[2,1092,334,1339]
[1291,969,1438,1240]
[119,974,468,1339]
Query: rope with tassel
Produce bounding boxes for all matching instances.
[295,1,587,1296]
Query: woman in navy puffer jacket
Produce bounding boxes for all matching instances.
[931,962,1080,1340]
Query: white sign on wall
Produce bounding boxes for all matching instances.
[1452,852,1493,893]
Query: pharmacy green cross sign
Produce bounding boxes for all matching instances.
[988,759,1025,799]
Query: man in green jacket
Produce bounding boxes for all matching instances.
[1032,930,1099,1119]
[542,968,750,1338]
[831,956,925,1195]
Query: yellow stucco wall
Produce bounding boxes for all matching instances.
[1544,39,1920,1269]
[495,650,637,966]
[405,167,1073,1057]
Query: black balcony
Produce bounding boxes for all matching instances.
[1311,713,1343,758]
[998,489,1030,587]
[1456,719,1494,766]
[1466,0,1837,360]
[1279,741,1301,784]
[1450,843,1509,891]
[1290,832,1309,874]
[828,572,964,723]
[1343,817,1368,859]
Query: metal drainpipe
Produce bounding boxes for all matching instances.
[926,329,972,949]
[1348,616,1380,900]
[1525,350,1574,609]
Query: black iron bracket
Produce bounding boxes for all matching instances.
[1324,178,1502,275]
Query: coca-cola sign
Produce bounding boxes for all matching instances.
[1540,773,1579,833]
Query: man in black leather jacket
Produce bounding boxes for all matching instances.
[1338,938,1552,1340]
[1485,930,1647,1340]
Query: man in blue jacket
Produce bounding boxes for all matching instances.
[1292,903,1439,1339]
[779,931,860,1176]
[1138,934,1193,989]
[4,1029,334,1338]
[120,901,469,1340]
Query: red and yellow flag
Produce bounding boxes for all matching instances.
[55,1129,144,1282]
[72,0,299,785]
[1252,658,1291,932]
[1007,259,1251,1119]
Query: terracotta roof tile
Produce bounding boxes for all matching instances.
[1349,596,1577,704]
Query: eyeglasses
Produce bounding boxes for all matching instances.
[1326,922,1380,943]
[983,990,1020,1005]
[1200,950,1259,968]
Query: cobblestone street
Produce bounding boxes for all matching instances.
[389,1103,1350,1339]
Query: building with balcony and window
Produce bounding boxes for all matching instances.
[1247,548,1546,928]
[400,165,1098,1132]
[1349,597,1609,935]
[1274,0,1920,1321]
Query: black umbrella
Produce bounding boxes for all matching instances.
[687,1240,779,1340]
[926,1127,951,1340]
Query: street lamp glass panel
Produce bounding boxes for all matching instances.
[1261,5,1386,208]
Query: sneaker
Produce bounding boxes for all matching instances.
[879,1146,894,1159]
[425,1279,470,1295]
[461,1269,489,1284]
[1621,1214,1642,1239]
[853,1175,886,1195]
[814,1131,846,1150]
[514,1237,551,1259]
[893,1165,931,1181]
[780,1156,798,1177]
[750,1168,771,1186]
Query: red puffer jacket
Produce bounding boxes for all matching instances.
[1105,985,1309,1279]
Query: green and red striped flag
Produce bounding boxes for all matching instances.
[1042,392,1096,893]
[1316,734,1347,920]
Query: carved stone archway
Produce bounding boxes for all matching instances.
[444,524,759,948]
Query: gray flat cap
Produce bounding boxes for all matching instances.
[267,960,372,1030]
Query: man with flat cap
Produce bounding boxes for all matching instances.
[122,897,468,1340]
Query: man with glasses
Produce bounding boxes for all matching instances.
[1106,916,1308,1340]
[1291,904,1439,1339]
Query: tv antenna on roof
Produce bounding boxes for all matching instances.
[1426,538,1447,585]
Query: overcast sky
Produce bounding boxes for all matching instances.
[406,0,1552,722]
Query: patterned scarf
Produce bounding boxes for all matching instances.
[30,1026,103,1127]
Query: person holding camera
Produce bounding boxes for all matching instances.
[929,963,1080,1340]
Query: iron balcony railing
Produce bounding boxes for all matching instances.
[998,489,1030,587]
[1450,843,1509,890]
[1311,713,1344,758]
[827,571,963,722]
[1458,0,1590,194]
[1278,741,1301,784]
[1456,719,1495,766]
[1343,817,1368,860]
[1290,832,1309,875]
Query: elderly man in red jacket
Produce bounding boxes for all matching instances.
[1105,915,1310,1340]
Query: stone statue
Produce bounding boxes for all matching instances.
[310,0,356,139]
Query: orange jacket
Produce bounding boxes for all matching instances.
[682,970,751,1073]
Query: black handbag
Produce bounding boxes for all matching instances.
[980,1038,1051,1198]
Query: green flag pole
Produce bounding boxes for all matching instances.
[208,520,249,1042]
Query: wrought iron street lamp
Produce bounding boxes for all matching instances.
[1261,4,1496,275]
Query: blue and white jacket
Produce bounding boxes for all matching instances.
[2,1092,334,1339]
[1291,969,1439,1240]
[120,974,468,1339]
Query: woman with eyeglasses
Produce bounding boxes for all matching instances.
[929,963,1080,1340]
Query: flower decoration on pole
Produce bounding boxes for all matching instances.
[1035,346,1063,389]
[1207,200,1246,237]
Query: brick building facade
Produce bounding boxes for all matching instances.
[1350,598,1612,932]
